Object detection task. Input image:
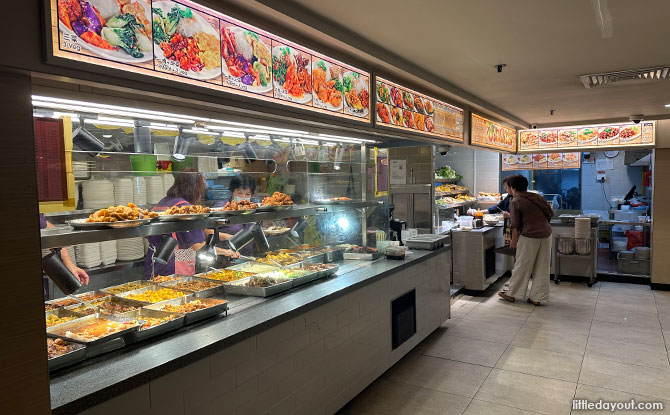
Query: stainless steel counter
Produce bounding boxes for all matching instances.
[452,225,506,291]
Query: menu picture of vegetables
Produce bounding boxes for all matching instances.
[220,22,272,95]
[518,121,655,152]
[271,42,312,105]
[375,77,463,142]
[152,1,222,84]
[312,59,345,112]
[57,0,154,69]
[470,114,516,152]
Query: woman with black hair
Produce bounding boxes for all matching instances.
[211,173,258,257]
[143,168,237,279]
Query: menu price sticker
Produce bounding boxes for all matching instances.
[50,0,369,122]
[375,77,464,142]
[518,121,655,151]
[470,114,517,152]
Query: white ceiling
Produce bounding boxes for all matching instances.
[257,0,670,126]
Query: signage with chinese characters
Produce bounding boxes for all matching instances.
[49,0,370,122]
[374,77,464,142]
[518,121,655,151]
[470,114,517,152]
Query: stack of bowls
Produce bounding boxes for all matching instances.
[574,217,591,239]
[100,240,118,265]
[619,250,635,260]
[113,177,134,206]
[117,238,146,261]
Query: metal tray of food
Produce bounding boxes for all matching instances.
[144,297,228,325]
[115,286,191,306]
[223,277,293,297]
[195,269,256,283]
[227,262,279,274]
[45,296,84,310]
[156,213,211,222]
[281,269,319,287]
[68,296,145,316]
[210,208,256,216]
[302,264,339,279]
[46,308,81,329]
[312,198,359,205]
[312,246,345,262]
[158,276,224,298]
[343,251,383,261]
[100,280,156,295]
[46,313,140,346]
[295,252,326,265]
[118,308,185,343]
[75,290,112,302]
[256,205,293,212]
[405,234,449,250]
[67,218,153,229]
[48,339,86,372]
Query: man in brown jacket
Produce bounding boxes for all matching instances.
[499,175,553,305]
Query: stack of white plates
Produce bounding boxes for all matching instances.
[113,177,134,206]
[100,240,118,265]
[41,246,76,265]
[162,173,175,194]
[198,157,218,173]
[634,247,651,260]
[117,238,146,261]
[132,177,147,206]
[146,176,165,205]
[574,218,591,239]
[82,179,114,209]
[75,243,102,268]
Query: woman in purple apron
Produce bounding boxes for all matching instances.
[143,169,237,279]
[211,174,257,257]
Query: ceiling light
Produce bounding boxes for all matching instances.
[84,119,134,128]
[317,133,376,143]
[219,131,246,138]
[209,119,308,135]
[296,139,319,145]
[207,125,304,137]
[183,128,218,135]
[665,104,670,108]
[102,134,112,138]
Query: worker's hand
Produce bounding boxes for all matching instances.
[503,211,511,219]
[69,266,89,285]
[218,249,240,259]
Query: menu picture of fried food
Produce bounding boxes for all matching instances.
[125,288,186,303]
[87,203,158,222]
[201,270,255,282]
[163,205,211,215]
[262,192,293,206]
[223,200,258,210]
[47,338,76,359]
[46,314,77,328]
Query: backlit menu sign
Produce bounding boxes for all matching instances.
[49,0,370,122]
[470,114,517,152]
[502,153,581,171]
[518,121,655,152]
[374,77,464,142]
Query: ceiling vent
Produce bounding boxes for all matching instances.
[580,66,670,88]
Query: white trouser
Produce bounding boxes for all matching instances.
[507,234,552,302]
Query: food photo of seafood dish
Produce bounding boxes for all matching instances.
[58,0,153,64]
[272,45,312,104]
[562,152,579,165]
[519,131,538,149]
[152,1,221,81]
[403,109,414,128]
[548,153,563,165]
[402,91,414,111]
[558,129,577,146]
[424,116,435,132]
[413,96,425,114]
[538,130,557,147]
[312,60,344,111]
[342,71,369,117]
[220,25,271,93]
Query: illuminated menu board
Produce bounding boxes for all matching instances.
[49,0,370,122]
[374,77,464,142]
[470,114,517,152]
[502,153,581,171]
[518,121,655,151]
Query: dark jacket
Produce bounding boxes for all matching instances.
[488,194,512,214]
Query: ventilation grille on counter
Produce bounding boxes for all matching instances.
[579,65,670,88]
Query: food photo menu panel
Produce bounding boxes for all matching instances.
[375,77,464,142]
[502,152,581,171]
[470,114,517,152]
[50,0,370,122]
[518,122,655,151]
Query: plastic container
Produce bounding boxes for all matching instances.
[130,155,157,177]
[458,216,474,229]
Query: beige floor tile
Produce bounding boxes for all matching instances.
[589,320,665,346]
[593,306,660,328]
[656,300,670,315]
[511,327,587,355]
[595,296,657,314]
[422,335,508,367]
[464,399,541,415]
[585,336,669,369]
[579,357,670,400]
[529,303,595,320]
[446,319,520,344]
[495,346,583,382]
[523,316,592,336]
[474,369,576,415]
[547,291,598,307]
[572,384,668,415]
[477,297,536,312]
[384,355,491,398]
[337,378,471,415]
[451,304,477,319]
[599,282,652,292]
[658,314,670,330]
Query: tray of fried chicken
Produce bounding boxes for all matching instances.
[67,203,159,229]
[211,200,258,216]
[257,192,294,211]
[157,205,211,221]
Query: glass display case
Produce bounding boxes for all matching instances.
[35,96,390,371]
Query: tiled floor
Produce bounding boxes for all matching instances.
[338,279,670,415]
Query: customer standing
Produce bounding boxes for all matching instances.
[498,175,553,305]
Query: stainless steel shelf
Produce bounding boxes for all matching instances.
[40,201,382,249]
